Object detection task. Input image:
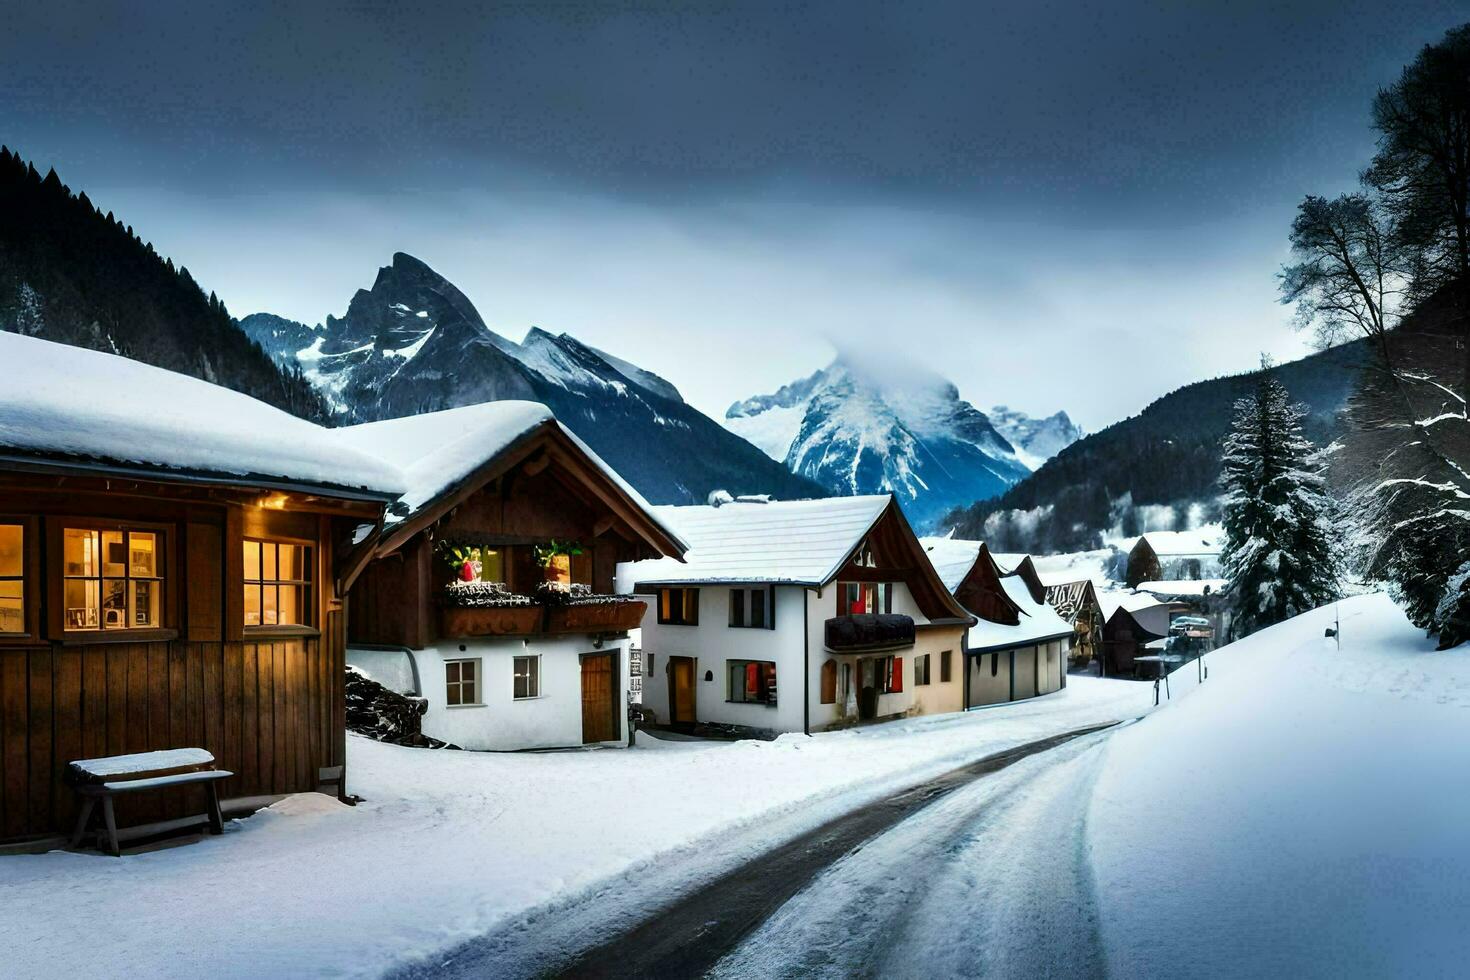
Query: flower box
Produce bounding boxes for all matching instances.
[439,605,544,639]
[547,600,647,634]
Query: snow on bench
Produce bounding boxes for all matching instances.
[66,748,231,855]
[68,748,217,783]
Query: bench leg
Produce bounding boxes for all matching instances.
[69,796,95,849]
[101,797,120,856]
[205,782,224,836]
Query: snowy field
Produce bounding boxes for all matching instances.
[1090,593,1470,977]
[0,675,1158,978]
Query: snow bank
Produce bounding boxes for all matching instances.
[1088,594,1470,977]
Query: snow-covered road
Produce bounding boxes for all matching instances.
[708,725,1117,979]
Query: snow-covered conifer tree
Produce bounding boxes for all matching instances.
[1219,371,1341,636]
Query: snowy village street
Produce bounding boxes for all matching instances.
[4,594,1467,978]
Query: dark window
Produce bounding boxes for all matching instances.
[729,587,771,629]
[727,659,777,704]
[513,655,540,699]
[940,649,953,683]
[915,653,931,686]
[446,658,479,705]
[244,539,313,629]
[838,582,892,616]
[658,587,699,625]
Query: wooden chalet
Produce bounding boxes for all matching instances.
[337,402,686,750]
[0,334,401,845]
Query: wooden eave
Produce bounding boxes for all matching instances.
[0,455,391,518]
[824,498,974,625]
[376,420,686,561]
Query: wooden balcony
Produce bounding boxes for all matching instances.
[439,599,647,640]
[824,613,916,654]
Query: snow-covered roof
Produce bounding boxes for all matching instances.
[0,332,402,496]
[335,401,553,522]
[967,575,1074,652]
[626,495,891,586]
[990,553,1027,574]
[919,535,983,593]
[334,401,686,549]
[1135,579,1228,598]
[1097,590,1170,623]
[1136,529,1223,557]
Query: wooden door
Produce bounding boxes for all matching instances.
[580,653,617,744]
[669,656,695,725]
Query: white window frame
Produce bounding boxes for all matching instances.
[513,654,541,700]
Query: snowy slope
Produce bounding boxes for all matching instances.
[239,253,822,506]
[724,354,1048,530]
[1090,593,1470,977]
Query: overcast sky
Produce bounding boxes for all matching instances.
[5,1,1467,429]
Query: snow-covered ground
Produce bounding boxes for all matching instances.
[0,676,1158,978]
[6,594,1458,978]
[1090,593,1470,977]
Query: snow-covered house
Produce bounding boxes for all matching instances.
[1124,529,1224,586]
[1098,592,1172,675]
[336,402,686,751]
[921,537,1074,707]
[621,495,974,734]
[0,333,404,844]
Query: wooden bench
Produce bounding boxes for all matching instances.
[66,749,233,856]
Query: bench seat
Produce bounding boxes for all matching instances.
[67,748,229,855]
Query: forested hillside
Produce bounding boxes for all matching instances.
[943,339,1369,551]
[0,147,327,419]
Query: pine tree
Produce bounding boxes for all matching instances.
[1219,370,1341,637]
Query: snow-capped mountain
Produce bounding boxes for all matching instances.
[986,405,1083,470]
[724,354,1052,530]
[239,252,824,505]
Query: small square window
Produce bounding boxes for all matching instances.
[446,658,480,706]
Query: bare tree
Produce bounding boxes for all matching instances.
[1363,24,1470,414]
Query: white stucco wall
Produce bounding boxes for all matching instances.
[636,585,808,733]
[415,634,630,751]
[636,580,966,734]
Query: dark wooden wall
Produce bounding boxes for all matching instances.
[0,637,341,839]
[0,479,358,842]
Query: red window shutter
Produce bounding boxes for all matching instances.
[746,662,760,697]
[891,657,904,692]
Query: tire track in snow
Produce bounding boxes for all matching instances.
[706,727,1114,979]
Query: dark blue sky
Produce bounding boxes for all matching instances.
[4,1,1467,427]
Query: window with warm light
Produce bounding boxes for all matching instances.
[63,527,162,631]
[0,523,24,635]
[243,539,313,629]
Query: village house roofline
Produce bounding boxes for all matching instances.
[627,495,974,623]
[0,332,405,499]
[335,402,688,561]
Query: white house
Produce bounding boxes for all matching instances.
[619,495,974,734]
[920,537,1074,708]
[338,401,687,750]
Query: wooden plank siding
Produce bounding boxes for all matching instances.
[0,639,335,838]
[0,479,374,843]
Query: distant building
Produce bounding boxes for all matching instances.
[1125,529,1224,587]
[921,538,1074,708]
